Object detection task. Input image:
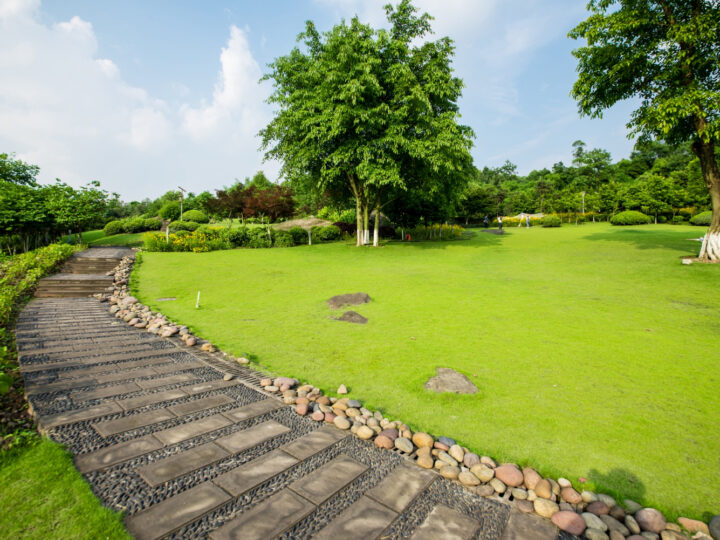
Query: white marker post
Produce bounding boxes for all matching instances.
[196,291,201,309]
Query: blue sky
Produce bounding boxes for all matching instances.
[0,0,638,199]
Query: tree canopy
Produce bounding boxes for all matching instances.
[569,0,720,259]
[260,0,474,245]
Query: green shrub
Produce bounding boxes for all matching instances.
[143,232,173,252]
[541,215,562,227]
[123,217,146,233]
[671,216,686,225]
[316,225,341,242]
[143,218,162,231]
[103,220,123,236]
[246,227,272,248]
[158,201,181,221]
[610,210,652,226]
[168,221,199,232]
[181,209,209,223]
[690,211,712,226]
[226,227,249,247]
[273,230,295,248]
[288,226,307,245]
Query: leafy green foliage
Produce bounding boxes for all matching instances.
[158,201,181,221]
[144,218,162,231]
[690,210,712,226]
[246,227,273,249]
[168,221,199,232]
[181,210,209,223]
[541,215,562,228]
[273,230,295,248]
[312,225,341,242]
[103,220,124,236]
[288,226,308,245]
[610,210,652,226]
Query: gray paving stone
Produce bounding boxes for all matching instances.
[281,425,348,460]
[137,441,229,487]
[19,349,175,372]
[151,360,204,374]
[57,358,172,380]
[366,460,436,513]
[289,454,368,505]
[313,495,398,540]
[184,379,241,395]
[116,388,188,411]
[209,489,315,540]
[214,420,291,454]
[39,401,124,429]
[153,414,233,446]
[212,449,299,497]
[410,504,480,540]
[72,382,142,401]
[167,394,235,416]
[221,398,283,423]
[95,367,159,384]
[75,435,163,473]
[126,482,231,540]
[135,372,198,389]
[93,409,176,437]
[500,509,558,540]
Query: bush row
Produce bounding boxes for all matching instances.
[541,215,562,227]
[104,217,162,236]
[144,224,345,252]
[610,211,652,226]
[690,211,712,226]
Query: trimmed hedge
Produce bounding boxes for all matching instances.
[288,227,307,245]
[103,220,124,236]
[181,210,209,223]
[690,211,712,226]
[168,221,199,232]
[541,215,562,228]
[610,211,652,226]
[103,217,161,236]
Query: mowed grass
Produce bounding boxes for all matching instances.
[0,439,130,539]
[78,229,146,247]
[132,223,720,520]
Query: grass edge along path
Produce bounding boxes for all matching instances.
[132,223,720,522]
[0,439,130,539]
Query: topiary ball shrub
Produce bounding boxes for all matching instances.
[103,220,124,236]
[541,215,562,228]
[226,227,249,247]
[123,217,147,233]
[610,210,652,226]
[273,230,295,248]
[181,209,209,223]
[690,211,712,226]
[168,220,199,232]
[288,226,307,245]
[246,227,272,248]
[143,218,162,231]
[158,201,181,221]
[671,216,686,225]
[315,225,341,242]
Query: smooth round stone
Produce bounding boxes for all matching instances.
[597,494,617,508]
[640,534,659,540]
[134,321,147,328]
[624,515,640,535]
[582,491,598,503]
[489,478,506,494]
[433,442,449,451]
[412,432,434,448]
[344,408,359,418]
[437,451,458,467]
[185,338,196,347]
[511,488,528,500]
[356,426,374,440]
[373,435,393,449]
[583,512,608,531]
[279,384,291,392]
[587,501,611,516]
[448,445,464,463]
[417,446,431,458]
[295,397,309,405]
[283,396,295,405]
[439,466,459,480]
[609,505,625,520]
[295,404,308,416]
[584,528,610,540]
[548,478,560,495]
[463,452,480,468]
[367,418,379,427]
[223,373,234,381]
[316,396,331,405]
[557,477,572,488]
[416,455,434,469]
[676,518,708,535]
[274,377,297,387]
[526,489,537,501]
[346,399,361,408]
[522,467,541,490]
[708,516,720,540]
[659,532,685,540]
[394,437,413,453]
[534,479,552,499]
[458,471,480,486]
[517,500,534,513]
[561,487,582,504]
[624,499,642,513]
[324,412,336,423]
[333,416,350,430]
[634,509,666,534]
[627,536,647,540]
[311,411,324,422]
[260,378,272,387]
[495,464,523,487]
[470,464,494,483]
[438,436,455,447]
[608,531,625,540]
[551,511,587,536]
[533,498,559,518]
[559,502,574,512]
[378,428,399,441]
[600,515,629,536]
[480,456,496,467]
[265,385,279,393]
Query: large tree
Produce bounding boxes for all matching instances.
[260,0,474,246]
[570,0,720,260]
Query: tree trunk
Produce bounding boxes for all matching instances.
[373,198,380,247]
[349,173,363,247]
[691,139,720,261]
[363,205,369,245]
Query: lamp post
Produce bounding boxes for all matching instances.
[178,186,186,221]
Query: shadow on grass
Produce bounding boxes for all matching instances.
[586,468,646,506]
[388,230,506,250]
[583,228,703,253]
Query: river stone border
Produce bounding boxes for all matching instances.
[98,253,717,540]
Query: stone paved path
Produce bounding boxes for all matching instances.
[17,252,567,539]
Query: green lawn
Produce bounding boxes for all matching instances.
[79,229,146,247]
[0,439,129,539]
[132,223,719,520]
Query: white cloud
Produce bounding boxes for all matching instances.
[0,3,277,199]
